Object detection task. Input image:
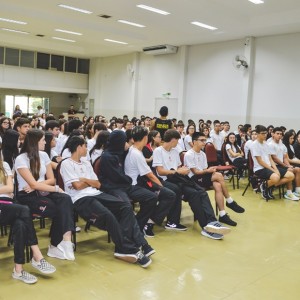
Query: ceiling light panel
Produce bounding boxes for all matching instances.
[248,0,264,4]
[118,20,145,28]
[0,18,27,25]
[58,4,93,14]
[104,39,128,45]
[191,21,218,31]
[1,28,29,34]
[52,37,76,42]
[136,4,170,15]
[55,29,82,36]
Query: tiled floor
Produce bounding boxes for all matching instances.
[1,178,300,300]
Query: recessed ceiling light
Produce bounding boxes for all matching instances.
[1,28,29,34]
[136,4,170,15]
[104,39,128,45]
[248,0,264,4]
[58,4,92,14]
[191,21,217,31]
[0,17,27,25]
[55,29,82,36]
[52,37,75,42]
[118,20,145,28]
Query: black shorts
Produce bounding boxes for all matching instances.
[255,166,287,180]
[192,173,213,189]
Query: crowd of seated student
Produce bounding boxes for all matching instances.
[2,110,300,284]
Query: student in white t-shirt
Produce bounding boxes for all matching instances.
[244,130,257,159]
[183,124,195,151]
[15,129,75,261]
[152,129,231,240]
[124,126,178,238]
[60,136,152,268]
[184,132,245,227]
[0,153,56,284]
[89,130,110,165]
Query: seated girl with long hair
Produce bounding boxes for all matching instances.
[14,129,75,261]
[0,150,56,284]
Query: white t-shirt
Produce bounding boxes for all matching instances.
[268,140,287,163]
[90,149,103,165]
[55,135,68,155]
[152,146,181,181]
[15,151,51,191]
[87,138,96,152]
[225,144,240,162]
[244,140,254,159]
[60,158,101,203]
[0,161,13,198]
[50,149,58,160]
[251,140,271,172]
[184,135,193,151]
[177,134,185,151]
[184,149,208,178]
[210,131,224,150]
[124,146,152,185]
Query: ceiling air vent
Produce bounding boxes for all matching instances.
[142,45,178,55]
[98,14,112,19]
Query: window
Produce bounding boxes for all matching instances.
[5,48,19,66]
[20,50,34,68]
[65,56,77,73]
[0,47,4,64]
[37,52,50,69]
[78,58,89,74]
[51,54,64,71]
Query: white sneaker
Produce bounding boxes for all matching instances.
[201,230,223,240]
[47,245,66,260]
[12,269,37,284]
[31,258,56,274]
[284,192,299,201]
[293,191,300,198]
[114,252,138,263]
[57,241,75,261]
[204,221,231,235]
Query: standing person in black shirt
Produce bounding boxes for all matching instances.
[150,106,173,140]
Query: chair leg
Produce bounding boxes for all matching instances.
[242,181,250,196]
[107,233,111,243]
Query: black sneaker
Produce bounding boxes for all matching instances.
[136,251,152,268]
[219,214,237,226]
[143,223,155,238]
[226,200,245,213]
[268,187,275,199]
[142,244,156,257]
[165,222,187,231]
[260,181,270,200]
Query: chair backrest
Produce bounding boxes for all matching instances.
[204,142,218,166]
[247,150,254,175]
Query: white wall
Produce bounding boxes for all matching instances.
[250,32,300,129]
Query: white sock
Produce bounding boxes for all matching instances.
[295,187,300,193]
[219,210,226,217]
[226,197,233,204]
[287,190,292,194]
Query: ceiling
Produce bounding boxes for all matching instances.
[1,0,300,58]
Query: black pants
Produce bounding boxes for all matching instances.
[137,183,177,225]
[232,157,247,176]
[165,180,217,228]
[0,200,38,264]
[17,191,75,247]
[108,185,157,231]
[74,193,144,254]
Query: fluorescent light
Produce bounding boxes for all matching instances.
[1,28,29,34]
[118,20,145,28]
[136,4,170,15]
[55,29,82,36]
[58,4,92,14]
[104,39,128,45]
[0,17,27,25]
[248,0,264,4]
[191,21,217,31]
[52,37,75,42]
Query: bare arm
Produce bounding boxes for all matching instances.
[145,172,163,187]
[72,178,100,190]
[0,175,14,194]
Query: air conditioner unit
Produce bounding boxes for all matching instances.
[142,44,178,55]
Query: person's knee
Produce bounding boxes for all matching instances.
[285,171,295,181]
[270,173,280,183]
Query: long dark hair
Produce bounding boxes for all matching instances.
[147,130,159,145]
[90,131,110,157]
[2,129,20,169]
[282,131,295,159]
[20,129,44,180]
[0,117,11,137]
[44,131,54,157]
[225,132,241,153]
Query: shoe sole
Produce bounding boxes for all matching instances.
[143,231,155,238]
[284,195,299,201]
[47,251,66,260]
[204,225,231,235]
[201,231,223,240]
[219,219,237,227]
[31,264,56,274]
[164,227,187,231]
[57,244,75,261]
[114,254,137,263]
[144,249,156,257]
[139,258,152,268]
[12,274,38,284]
